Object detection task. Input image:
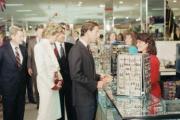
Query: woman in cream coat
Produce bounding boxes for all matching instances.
[34,23,63,120]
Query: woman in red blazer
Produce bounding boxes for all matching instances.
[136,33,161,98]
[136,33,161,114]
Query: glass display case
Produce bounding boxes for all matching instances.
[97,86,180,120]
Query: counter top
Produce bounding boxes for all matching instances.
[160,67,176,76]
[98,86,180,119]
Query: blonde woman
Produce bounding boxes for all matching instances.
[34,23,63,120]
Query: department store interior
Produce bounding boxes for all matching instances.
[0,0,180,119]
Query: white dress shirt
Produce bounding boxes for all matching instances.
[10,42,23,64]
[55,42,66,57]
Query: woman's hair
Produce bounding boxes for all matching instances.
[136,33,157,55]
[81,21,99,37]
[42,23,64,38]
[117,33,124,41]
[124,30,137,45]
[0,30,5,38]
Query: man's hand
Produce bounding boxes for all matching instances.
[97,80,104,89]
[101,74,112,83]
[28,68,33,76]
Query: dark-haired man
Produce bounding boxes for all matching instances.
[68,21,109,120]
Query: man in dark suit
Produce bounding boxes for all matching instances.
[68,21,107,120]
[27,25,44,108]
[21,30,36,104]
[0,26,27,120]
[55,24,75,120]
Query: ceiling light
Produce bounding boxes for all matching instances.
[119,1,124,4]
[78,1,82,6]
[99,4,105,8]
[126,17,129,19]
[25,13,37,16]
[172,8,179,11]
[136,18,141,21]
[173,0,177,3]
[6,3,24,7]
[16,10,32,12]
[152,8,163,11]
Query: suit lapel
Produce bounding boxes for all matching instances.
[78,41,94,68]
[7,43,17,64]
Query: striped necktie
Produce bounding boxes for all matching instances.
[15,47,21,68]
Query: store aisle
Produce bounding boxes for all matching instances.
[0,103,38,120]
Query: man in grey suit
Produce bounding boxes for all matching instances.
[27,25,44,109]
[68,21,108,120]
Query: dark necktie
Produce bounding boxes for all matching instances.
[15,47,21,68]
[60,44,65,58]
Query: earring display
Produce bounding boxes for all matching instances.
[116,53,151,97]
[115,97,144,117]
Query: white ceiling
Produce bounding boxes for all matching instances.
[0,0,179,26]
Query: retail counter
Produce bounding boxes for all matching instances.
[97,86,180,120]
[160,67,176,76]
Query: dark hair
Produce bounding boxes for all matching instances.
[117,33,124,41]
[99,34,104,39]
[136,33,157,55]
[81,21,99,36]
[35,24,44,31]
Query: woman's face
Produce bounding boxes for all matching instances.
[136,39,148,53]
[110,33,116,41]
[125,35,133,45]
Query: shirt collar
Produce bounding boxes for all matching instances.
[79,38,88,47]
[10,41,19,49]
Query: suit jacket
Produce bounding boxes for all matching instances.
[0,42,27,96]
[56,42,73,90]
[27,37,37,75]
[68,40,100,106]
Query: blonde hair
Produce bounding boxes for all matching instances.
[0,30,5,37]
[42,23,64,38]
[9,26,22,36]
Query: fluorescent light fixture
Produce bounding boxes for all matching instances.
[106,24,111,31]
[173,0,177,3]
[126,17,129,19]
[99,4,105,8]
[78,1,82,6]
[136,18,141,21]
[172,8,179,11]
[152,8,163,11]
[25,13,37,16]
[16,10,32,12]
[6,3,24,7]
[119,1,124,4]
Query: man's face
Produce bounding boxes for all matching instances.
[12,31,24,45]
[36,28,44,39]
[87,26,99,43]
[56,31,65,43]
